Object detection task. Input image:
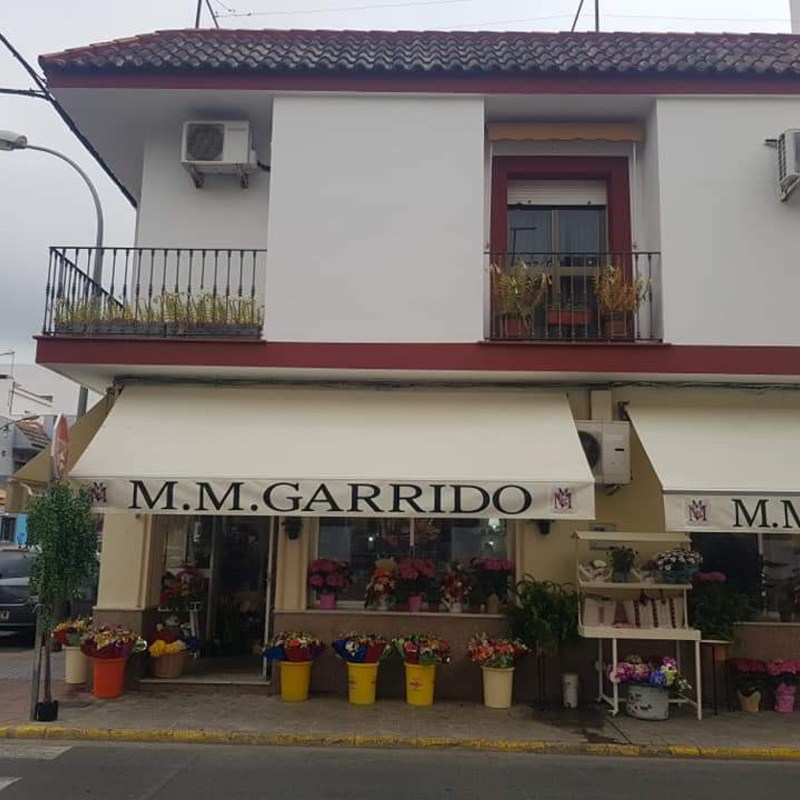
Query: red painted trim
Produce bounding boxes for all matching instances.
[34,338,800,378]
[44,71,800,95]
[490,156,632,254]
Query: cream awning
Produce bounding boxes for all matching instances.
[628,404,800,533]
[71,384,595,519]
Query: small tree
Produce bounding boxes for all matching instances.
[27,483,98,714]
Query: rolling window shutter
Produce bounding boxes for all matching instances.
[507,180,607,207]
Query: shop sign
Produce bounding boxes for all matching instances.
[666,494,800,533]
[80,477,595,519]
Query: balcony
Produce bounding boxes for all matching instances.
[42,247,267,339]
[488,251,660,342]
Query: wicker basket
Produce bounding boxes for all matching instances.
[150,651,188,679]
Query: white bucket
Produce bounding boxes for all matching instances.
[562,672,579,708]
[64,646,90,685]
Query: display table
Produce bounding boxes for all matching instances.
[575,531,703,721]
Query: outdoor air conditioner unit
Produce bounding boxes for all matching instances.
[576,421,631,485]
[181,120,258,189]
[777,129,800,201]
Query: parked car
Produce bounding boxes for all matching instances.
[0,546,36,640]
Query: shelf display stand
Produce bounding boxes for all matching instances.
[574,531,702,721]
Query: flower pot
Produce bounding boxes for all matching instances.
[407,595,423,613]
[775,684,796,714]
[486,594,502,615]
[626,685,669,721]
[374,595,392,612]
[319,593,337,610]
[448,602,463,614]
[404,663,436,707]
[738,690,762,713]
[660,569,695,585]
[150,651,188,679]
[92,657,128,699]
[482,666,514,709]
[280,660,312,702]
[612,571,631,583]
[347,662,379,706]
[562,672,579,709]
[64,645,90,685]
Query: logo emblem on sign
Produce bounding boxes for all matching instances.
[552,487,574,513]
[89,482,108,504]
[686,499,709,525]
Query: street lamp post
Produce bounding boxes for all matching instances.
[0,131,105,417]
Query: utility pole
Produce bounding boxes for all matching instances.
[594,0,600,32]
[195,0,203,27]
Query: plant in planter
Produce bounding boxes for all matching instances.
[688,572,754,641]
[365,567,397,611]
[52,617,92,686]
[27,483,99,721]
[333,633,392,706]
[607,546,637,582]
[470,557,515,613]
[490,260,550,339]
[609,655,690,720]
[308,559,351,610]
[395,559,436,613]
[730,658,768,712]
[468,633,528,709]
[394,633,452,707]
[545,302,597,330]
[767,659,800,713]
[159,568,205,611]
[264,631,326,702]
[596,264,650,339]
[148,638,189,679]
[655,549,703,584]
[81,625,147,700]
[440,561,472,613]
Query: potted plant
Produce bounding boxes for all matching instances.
[81,625,147,699]
[395,559,436,613]
[159,567,205,611]
[264,631,325,702]
[332,632,391,705]
[767,659,800,713]
[53,617,92,685]
[490,260,550,339]
[655,549,703,584]
[365,566,396,611]
[609,655,690,720]
[468,633,528,709]
[688,571,754,643]
[308,559,351,610]
[470,557,514,614]
[595,264,650,339]
[730,658,768,712]
[148,623,192,679]
[27,483,99,721]
[440,561,471,613]
[394,633,452,707]
[607,546,637,583]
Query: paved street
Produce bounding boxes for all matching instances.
[0,741,799,799]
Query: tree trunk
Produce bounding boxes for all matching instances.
[42,627,53,704]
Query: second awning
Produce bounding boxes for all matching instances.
[70,384,595,519]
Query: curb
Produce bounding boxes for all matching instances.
[1,726,800,760]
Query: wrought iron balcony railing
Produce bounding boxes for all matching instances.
[43,247,267,338]
[488,251,659,342]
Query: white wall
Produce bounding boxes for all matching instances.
[656,97,800,346]
[265,95,485,342]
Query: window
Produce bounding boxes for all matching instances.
[162,516,212,571]
[317,517,508,605]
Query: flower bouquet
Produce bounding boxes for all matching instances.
[81,625,147,700]
[53,617,92,685]
[655,549,703,584]
[333,633,391,706]
[365,567,396,611]
[265,632,326,702]
[395,558,436,612]
[609,655,690,720]
[468,633,528,709]
[395,634,452,707]
[767,659,800,713]
[308,559,351,609]
[148,638,188,679]
[607,546,637,582]
[159,568,205,611]
[440,561,471,613]
[730,658,767,712]
[470,557,514,612]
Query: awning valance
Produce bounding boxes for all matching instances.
[628,404,800,533]
[71,385,595,519]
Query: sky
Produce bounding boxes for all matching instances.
[0,0,795,398]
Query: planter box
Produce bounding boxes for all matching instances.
[546,309,596,327]
[603,315,634,340]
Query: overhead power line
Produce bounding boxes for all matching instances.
[219,0,470,17]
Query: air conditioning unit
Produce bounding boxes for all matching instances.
[181,120,258,188]
[576,421,631,485]
[777,129,800,201]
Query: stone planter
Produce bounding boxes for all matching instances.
[626,685,669,720]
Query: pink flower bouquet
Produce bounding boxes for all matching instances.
[308,559,351,597]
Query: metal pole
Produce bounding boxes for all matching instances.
[23,145,105,417]
[195,0,203,27]
[594,0,600,31]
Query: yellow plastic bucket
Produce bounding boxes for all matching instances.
[347,662,379,706]
[404,663,436,707]
[280,660,312,702]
